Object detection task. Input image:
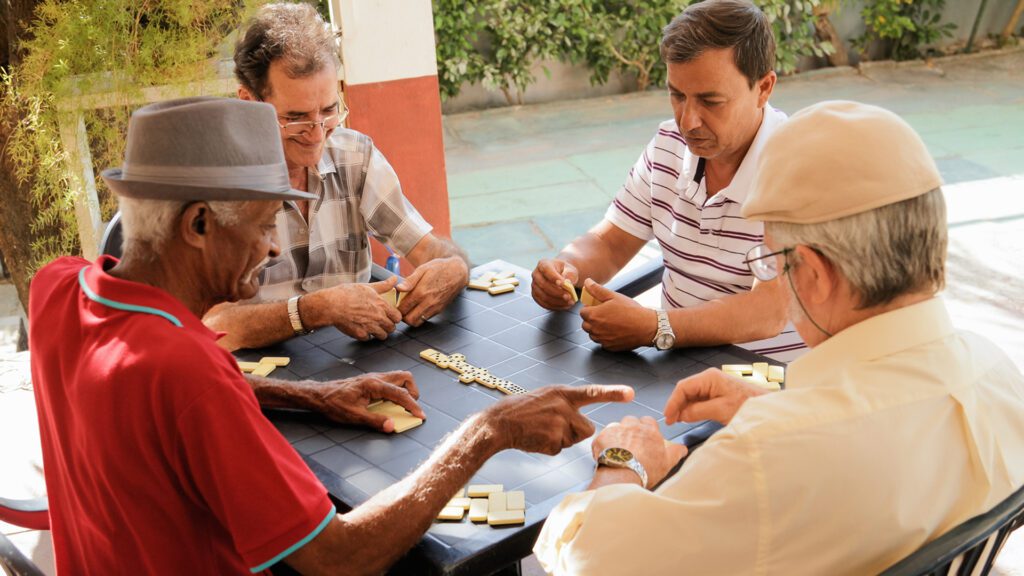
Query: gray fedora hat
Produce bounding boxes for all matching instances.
[101,96,315,201]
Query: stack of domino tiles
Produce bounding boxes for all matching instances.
[467,270,519,296]
[722,362,785,391]
[420,349,527,395]
[237,356,290,377]
[436,485,526,526]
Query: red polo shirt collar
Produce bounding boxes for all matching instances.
[80,255,220,340]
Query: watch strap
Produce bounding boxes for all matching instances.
[287,295,311,335]
[598,449,649,489]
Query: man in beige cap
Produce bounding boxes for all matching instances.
[533,101,1024,575]
[206,3,470,350]
[28,97,634,574]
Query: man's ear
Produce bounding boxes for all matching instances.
[755,71,777,108]
[179,202,210,250]
[792,245,835,305]
[238,86,256,101]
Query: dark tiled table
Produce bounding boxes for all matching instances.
[240,261,772,576]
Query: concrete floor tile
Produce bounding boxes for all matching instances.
[453,220,552,266]
[532,207,609,253]
[565,147,639,195]
[451,181,611,226]
[447,158,590,198]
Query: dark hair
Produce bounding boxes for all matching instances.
[233,3,339,99]
[660,0,775,88]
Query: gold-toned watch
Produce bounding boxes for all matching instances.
[287,295,312,335]
[597,447,648,488]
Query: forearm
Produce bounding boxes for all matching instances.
[406,234,470,271]
[668,282,787,347]
[204,301,297,351]
[557,233,625,285]
[246,375,325,412]
[587,467,642,490]
[311,414,502,574]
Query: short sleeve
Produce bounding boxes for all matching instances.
[175,373,334,573]
[604,137,657,242]
[359,144,433,256]
[535,428,762,575]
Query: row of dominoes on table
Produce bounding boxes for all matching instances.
[437,484,526,526]
[722,362,785,391]
[419,349,527,395]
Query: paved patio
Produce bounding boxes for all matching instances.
[2,48,1023,574]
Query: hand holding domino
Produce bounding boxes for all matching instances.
[530,258,580,311]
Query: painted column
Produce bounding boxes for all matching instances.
[331,0,450,274]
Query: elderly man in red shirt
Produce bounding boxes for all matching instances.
[29,97,632,574]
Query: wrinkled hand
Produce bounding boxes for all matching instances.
[313,277,402,340]
[532,259,580,310]
[663,368,769,426]
[592,416,687,488]
[397,257,468,327]
[314,371,424,432]
[579,280,657,352]
[485,384,634,456]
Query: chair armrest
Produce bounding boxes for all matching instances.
[604,258,664,298]
[369,262,396,282]
[0,532,45,576]
[0,497,49,531]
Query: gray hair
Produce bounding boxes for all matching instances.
[766,188,947,309]
[234,3,340,99]
[118,197,251,260]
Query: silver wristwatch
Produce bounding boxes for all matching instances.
[287,295,312,335]
[653,308,676,351]
[597,447,649,489]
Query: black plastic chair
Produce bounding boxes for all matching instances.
[880,483,1024,576]
[603,256,664,298]
[0,532,44,576]
[99,211,123,259]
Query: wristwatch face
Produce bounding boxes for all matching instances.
[656,333,675,350]
[602,447,634,464]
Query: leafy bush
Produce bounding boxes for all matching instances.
[433,0,836,102]
[853,0,956,60]
[2,0,261,271]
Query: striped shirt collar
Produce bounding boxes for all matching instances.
[677,105,787,205]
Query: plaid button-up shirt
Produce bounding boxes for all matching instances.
[252,129,432,302]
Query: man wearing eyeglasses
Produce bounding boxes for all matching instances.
[205,3,469,350]
[533,100,1024,574]
[531,0,804,361]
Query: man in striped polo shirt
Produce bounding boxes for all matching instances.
[532,0,805,361]
[206,4,469,351]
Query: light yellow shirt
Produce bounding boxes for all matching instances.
[535,298,1024,575]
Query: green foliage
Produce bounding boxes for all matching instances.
[854,0,956,60]
[759,0,834,74]
[576,0,691,92]
[433,0,836,102]
[2,0,262,271]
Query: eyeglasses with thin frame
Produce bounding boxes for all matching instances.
[275,103,349,137]
[742,244,793,281]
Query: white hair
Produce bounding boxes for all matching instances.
[766,188,947,309]
[118,197,252,260]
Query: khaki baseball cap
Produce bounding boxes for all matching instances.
[742,100,942,224]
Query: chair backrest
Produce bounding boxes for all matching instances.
[0,497,48,532]
[0,532,44,576]
[880,483,1024,576]
[99,211,123,259]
